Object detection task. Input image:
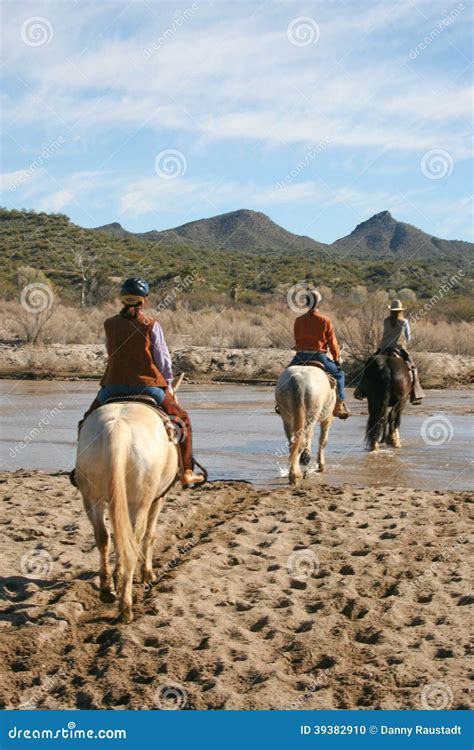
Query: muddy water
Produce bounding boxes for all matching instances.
[0,380,472,490]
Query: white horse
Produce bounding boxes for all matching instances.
[75,402,178,623]
[275,366,336,484]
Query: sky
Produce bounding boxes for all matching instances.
[1,0,472,243]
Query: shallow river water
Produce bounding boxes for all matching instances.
[0,380,472,491]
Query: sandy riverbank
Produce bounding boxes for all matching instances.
[0,343,473,388]
[0,471,471,710]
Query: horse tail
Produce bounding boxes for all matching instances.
[365,357,391,448]
[286,380,307,483]
[293,398,306,451]
[106,421,138,572]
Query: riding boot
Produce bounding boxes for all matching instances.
[410,366,424,404]
[160,392,206,488]
[333,400,351,419]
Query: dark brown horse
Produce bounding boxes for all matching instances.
[358,352,411,451]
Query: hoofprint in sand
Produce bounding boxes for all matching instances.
[0,471,471,711]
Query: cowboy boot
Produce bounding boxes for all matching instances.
[181,469,206,488]
[333,400,351,419]
[410,366,424,404]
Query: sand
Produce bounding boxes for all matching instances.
[0,471,471,711]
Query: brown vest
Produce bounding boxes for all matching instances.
[101,312,167,388]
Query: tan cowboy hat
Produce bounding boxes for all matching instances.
[388,299,406,311]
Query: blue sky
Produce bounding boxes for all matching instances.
[1,0,472,243]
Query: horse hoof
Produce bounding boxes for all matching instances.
[141,570,156,586]
[100,589,116,604]
[289,472,300,486]
[370,444,379,452]
[300,449,311,466]
[318,464,325,473]
[119,607,134,624]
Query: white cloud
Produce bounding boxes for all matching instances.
[39,188,74,211]
[1,0,471,159]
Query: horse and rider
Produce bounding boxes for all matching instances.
[354,299,424,405]
[71,277,205,490]
[288,288,351,419]
[353,298,424,451]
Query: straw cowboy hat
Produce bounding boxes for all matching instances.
[388,299,406,311]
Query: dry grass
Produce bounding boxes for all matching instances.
[1,299,473,357]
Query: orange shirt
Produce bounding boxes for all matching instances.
[294,310,340,360]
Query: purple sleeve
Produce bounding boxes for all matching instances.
[151,322,173,383]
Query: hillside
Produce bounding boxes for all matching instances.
[139,209,328,254]
[0,207,472,308]
[332,210,473,260]
[93,208,474,261]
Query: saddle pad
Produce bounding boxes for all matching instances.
[103,395,177,442]
[296,361,337,389]
[298,361,326,372]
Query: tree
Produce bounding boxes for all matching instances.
[340,290,388,362]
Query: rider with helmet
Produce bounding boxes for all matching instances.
[76,278,205,489]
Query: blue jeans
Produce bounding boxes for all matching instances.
[97,384,166,406]
[289,352,346,400]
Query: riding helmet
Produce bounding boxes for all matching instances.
[120,278,149,298]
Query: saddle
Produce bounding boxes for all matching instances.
[296,361,337,389]
[103,395,177,443]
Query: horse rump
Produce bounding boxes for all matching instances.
[364,356,391,449]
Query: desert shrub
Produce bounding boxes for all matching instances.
[338,291,388,361]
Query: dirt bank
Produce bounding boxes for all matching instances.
[0,343,473,388]
[0,471,471,710]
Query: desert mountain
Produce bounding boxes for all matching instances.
[331,210,472,259]
[93,209,473,260]
[95,209,328,254]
